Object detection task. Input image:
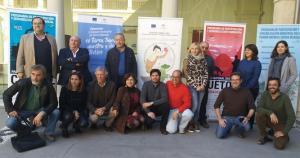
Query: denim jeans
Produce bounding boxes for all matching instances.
[6,109,60,135]
[188,86,205,122]
[166,109,194,134]
[215,116,250,138]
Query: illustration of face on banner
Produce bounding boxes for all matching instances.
[137,17,183,88]
[143,43,175,81]
[9,10,56,85]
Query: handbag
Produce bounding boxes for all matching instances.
[11,116,46,152]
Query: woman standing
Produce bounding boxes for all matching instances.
[237,44,262,129]
[59,72,88,138]
[268,40,298,93]
[183,42,208,132]
[113,73,144,133]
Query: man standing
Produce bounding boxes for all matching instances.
[16,17,58,82]
[256,77,295,150]
[214,72,255,138]
[87,67,118,130]
[4,65,60,141]
[105,33,137,88]
[58,35,92,85]
[199,41,215,128]
[165,70,193,134]
[140,69,169,135]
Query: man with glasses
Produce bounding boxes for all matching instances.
[214,72,255,138]
[165,70,193,134]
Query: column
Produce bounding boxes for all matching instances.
[161,0,178,17]
[273,0,297,23]
[47,0,65,50]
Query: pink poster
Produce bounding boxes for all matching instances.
[203,22,246,120]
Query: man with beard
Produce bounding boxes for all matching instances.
[140,69,169,135]
[4,65,60,141]
[256,77,295,150]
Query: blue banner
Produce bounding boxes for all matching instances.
[9,10,56,73]
[77,15,123,73]
[256,24,300,111]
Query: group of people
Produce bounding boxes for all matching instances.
[2,17,298,150]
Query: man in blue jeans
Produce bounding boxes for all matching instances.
[214,72,255,138]
[3,64,60,141]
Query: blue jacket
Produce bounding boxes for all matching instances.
[237,59,262,89]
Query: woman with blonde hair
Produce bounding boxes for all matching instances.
[183,42,208,132]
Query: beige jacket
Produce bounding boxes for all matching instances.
[16,33,58,78]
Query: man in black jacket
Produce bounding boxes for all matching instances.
[3,65,59,141]
[105,33,137,88]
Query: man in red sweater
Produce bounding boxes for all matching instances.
[166,70,193,134]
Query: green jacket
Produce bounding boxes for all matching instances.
[257,91,296,134]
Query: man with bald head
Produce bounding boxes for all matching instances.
[199,41,215,128]
[165,70,193,134]
[58,35,92,85]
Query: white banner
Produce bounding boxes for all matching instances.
[137,17,183,88]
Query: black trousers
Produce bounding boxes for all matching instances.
[199,85,209,122]
[143,103,169,130]
[61,110,89,129]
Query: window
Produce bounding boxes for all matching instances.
[132,0,148,10]
[73,0,97,9]
[102,0,128,10]
[14,0,38,8]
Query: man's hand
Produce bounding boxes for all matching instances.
[196,85,205,91]
[142,102,153,109]
[242,117,249,125]
[218,118,227,128]
[270,113,279,124]
[172,111,179,120]
[274,131,285,138]
[147,112,156,119]
[17,72,25,79]
[33,112,44,127]
[110,109,118,117]
[95,107,106,116]
[74,111,80,120]
[132,112,139,117]
[8,111,18,117]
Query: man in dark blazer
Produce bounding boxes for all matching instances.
[58,35,92,85]
[105,33,137,88]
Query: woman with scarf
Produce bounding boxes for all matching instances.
[268,40,298,93]
[183,42,208,133]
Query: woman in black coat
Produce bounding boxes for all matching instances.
[59,72,88,138]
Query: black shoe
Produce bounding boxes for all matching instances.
[160,127,168,135]
[103,123,113,132]
[62,128,70,138]
[45,134,56,142]
[239,132,246,138]
[257,136,272,145]
[90,124,98,130]
[199,121,209,128]
[73,124,82,133]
